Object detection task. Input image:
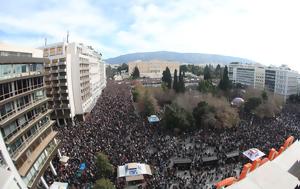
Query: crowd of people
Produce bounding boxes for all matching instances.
[44,80,300,189]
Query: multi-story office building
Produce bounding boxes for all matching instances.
[228,62,265,90]
[128,60,180,78]
[228,62,299,99]
[43,42,106,125]
[265,65,298,98]
[0,43,60,189]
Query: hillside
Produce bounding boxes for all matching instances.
[105,51,254,64]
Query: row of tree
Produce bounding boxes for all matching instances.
[162,98,240,132]
[161,67,185,93]
[198,65,231,93]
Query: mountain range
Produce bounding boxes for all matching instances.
[104,51,255,65]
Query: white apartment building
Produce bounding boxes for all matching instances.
[43,42,106,125]
[228,63,299,99]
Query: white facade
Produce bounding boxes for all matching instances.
[229,63,265,90]
[228,63,299,99]
[43,42,106,124]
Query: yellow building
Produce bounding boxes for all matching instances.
[128,60,180,78]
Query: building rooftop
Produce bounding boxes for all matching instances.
[0,56,44,64]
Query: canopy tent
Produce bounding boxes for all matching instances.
[231,97,245,107]
[59,156,69,164]
[226,151,240,159]
[148,115,160,123]
[79,163,86,170]
[50,182,68,189]
[243,148,265,161]
[117,163,152,178]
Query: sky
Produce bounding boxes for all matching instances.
[0,0,300,71]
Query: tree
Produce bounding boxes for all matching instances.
[215,64,222,78]
[204,65,211,81]
[218,65,231,91]
[117,63,128,74]
[163,103,194,132]
[198,80,215,93]
[94,178,115,189]
[178,68,185,93]
[131,66,140,79]
[244,97,262,113]
[132,88,139,102]
[173,69,179,92]
[261,90,268,102]
[162,67,172,89]
[193,101,215,127]
[142,90,156,117]
[180,65,188,77]
[106,65,114,79]
[95,152,114,178]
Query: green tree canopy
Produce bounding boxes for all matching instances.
[198,80,215,93]
[215,64,222,78]
[178,68,185,93]
[192,101,215,127]
[218,65,231,91]
[162,67,172,89]
[142,90,156,117]
[204,65,212,81]
[261,90,268,102]
[173,69,179,92]
[244,97,262,113]
[94,178,115,189]
[131,66,140,79]
[163,103,194,132]
[95,152,114,178]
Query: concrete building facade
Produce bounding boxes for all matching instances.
[43,42,106,125]
[0,43,60,189]
[228,62,299,99]
[128,60,180,78]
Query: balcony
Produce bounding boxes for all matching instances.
[0,84,44,106]
[0,71,44,83]
[58,61,66,66]
[0,98,49,126]
[59,96,69,101]
[60,104,70,109]
[59,82,67,87]
[27,139,61,189]
[50,70,58,74]
[58,75,67,80]
[11,121,55,161]
[60,89,68,94]
[18,131,58,176]
[4,109,53,145]
[58,68,67,72]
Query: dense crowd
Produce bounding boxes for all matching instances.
[44,80,300,189]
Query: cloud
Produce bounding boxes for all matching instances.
[0,0,300,72]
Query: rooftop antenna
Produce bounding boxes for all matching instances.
[44,38,47,46]
[67,31,69,43]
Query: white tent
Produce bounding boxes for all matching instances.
[117,163,152,178]
[60,156,69,164]
[231,97,245,107]
[50,182,68,189]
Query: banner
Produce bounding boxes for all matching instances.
[243,148,265,161]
